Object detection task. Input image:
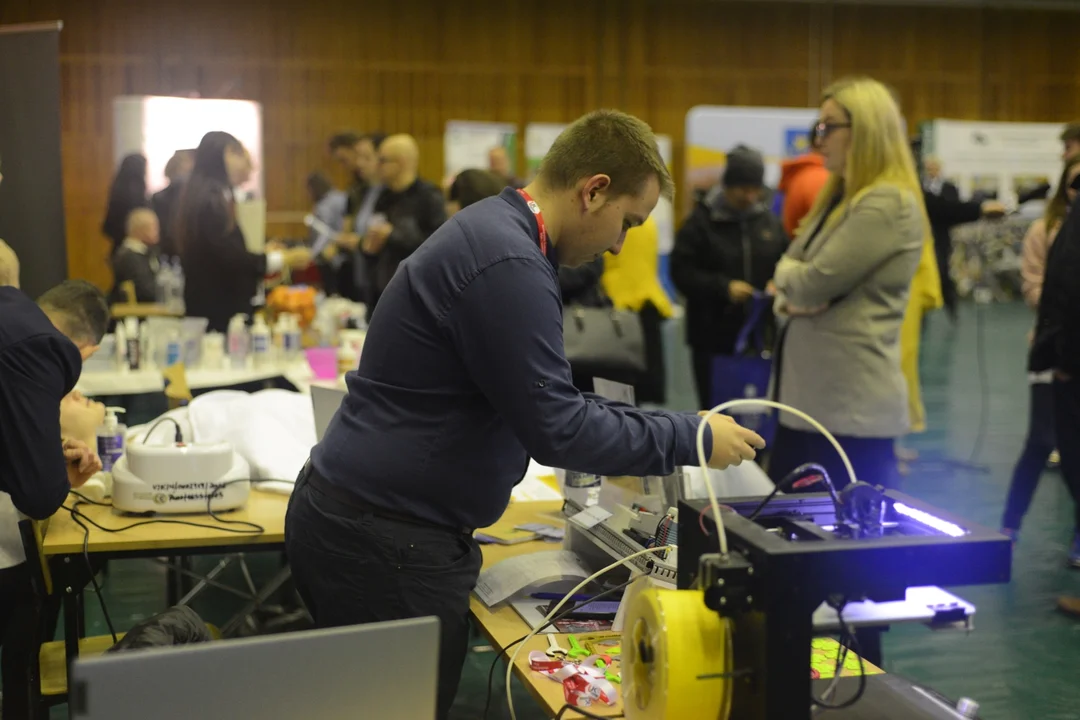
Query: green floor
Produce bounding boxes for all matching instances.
[41,302,1080,719]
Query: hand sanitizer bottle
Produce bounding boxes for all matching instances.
[251,313,272,368]
[96,406,127,472]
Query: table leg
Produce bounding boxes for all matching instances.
[220,566,293,637]
[63,587,80,719]
[852,627,885,667]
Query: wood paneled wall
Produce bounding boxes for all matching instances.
[3,0,1080,288]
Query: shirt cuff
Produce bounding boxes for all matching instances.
[265,250,284,274]
[674,412,713,467]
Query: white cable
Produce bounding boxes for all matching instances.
[695,399,858,557]
[504,545,675,720]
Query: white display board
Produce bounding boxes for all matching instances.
[443,120,518,178]
[113,96,263,198]
[523,123,675,254]
[683,105,818,196]
[921,119,1065,204]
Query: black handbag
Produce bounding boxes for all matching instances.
[563,306,647,385]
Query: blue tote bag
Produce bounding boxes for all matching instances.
[710,294,777,444]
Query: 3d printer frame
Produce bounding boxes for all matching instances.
[677,490,1011,720]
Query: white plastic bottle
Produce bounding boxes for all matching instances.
[285,314,303,363]
[163,329,183,367]
[124,317,141,370]
[170,258,186,314]
[272,315,288,362]
[337,336,358,377]
[227,314,249,369]
[96,406,127,472]
[115,321,128,371]
[251,313,272,368]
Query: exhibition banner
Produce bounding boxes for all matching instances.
[683,105,818,209]
[443,120,518,179]
[921,119,1064,204]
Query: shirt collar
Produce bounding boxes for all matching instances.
[122,237,150,255]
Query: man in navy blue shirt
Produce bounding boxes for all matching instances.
[285,110,765,717]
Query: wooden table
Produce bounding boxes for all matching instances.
[470,500,624,719]
[42,489,292,688]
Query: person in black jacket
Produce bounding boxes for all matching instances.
[1031,172,1080,575]
[176,132,311,333]
[108,208,161,305]
[671,145,788,410]
[151,149,194,259]
[101,154,149,256]
[345,134,445,317]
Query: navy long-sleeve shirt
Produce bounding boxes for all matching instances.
[0,287,82,520]
[313,188,712,530]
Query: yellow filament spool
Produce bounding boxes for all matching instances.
[621,581,733,720]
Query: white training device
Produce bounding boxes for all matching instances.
[111,441,252,514]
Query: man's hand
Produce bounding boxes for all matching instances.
[728,280,755,303]
[981,200,1007,218]
[362,223,393,254]
[335,232,362,251]
[62,438,102,489]
[765,280,778,296]
[698,412,766,469]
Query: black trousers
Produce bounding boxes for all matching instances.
[0,562,34,719]
[284,467,482,720]
[768,425,897,491]
[692,348,714,411]
[1052,378,1080,532]
[1001,382,1057,531]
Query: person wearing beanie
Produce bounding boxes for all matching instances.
[672,144,788,409]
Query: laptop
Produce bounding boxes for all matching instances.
[310,382,348,442]
[71,617,440,720]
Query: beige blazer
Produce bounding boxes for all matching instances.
[773,183,924,438]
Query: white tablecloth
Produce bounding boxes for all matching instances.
[76,362,315,397]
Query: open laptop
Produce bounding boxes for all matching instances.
[310,382,348,441]
[70,616,439,720]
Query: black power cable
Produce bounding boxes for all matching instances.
[748,463,832,521]
[481,576,636,720]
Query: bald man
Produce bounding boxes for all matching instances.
[352,133,445,314]
[108,207,162,305]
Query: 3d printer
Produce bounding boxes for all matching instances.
[618,476,1011,720]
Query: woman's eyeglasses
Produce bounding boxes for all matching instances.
[814,121,852,143]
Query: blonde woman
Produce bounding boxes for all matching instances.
[769,77,929,489]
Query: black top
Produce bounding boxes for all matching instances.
[0,287,82,520]
[109,244,159,305]
[362,179,446,312]
[180,185,266,333]
[312,188,712,530]
[1032,203,1080,376]
[671,187,789,353]
[151,182,184,258]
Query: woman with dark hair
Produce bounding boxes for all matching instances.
[1000,155,1080,544]
[101,153,149,253]
[176,131,310,332]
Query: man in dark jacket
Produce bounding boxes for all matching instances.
[108,208,161,305]
[151,149,194,259]
[671,145,788,409]
[1031,175,1080,584]
[356,134,446,316]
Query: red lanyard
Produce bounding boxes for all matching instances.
[516,189,547,255]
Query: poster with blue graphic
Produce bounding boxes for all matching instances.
[784,127,812,158]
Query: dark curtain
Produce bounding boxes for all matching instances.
[0,23,67,299]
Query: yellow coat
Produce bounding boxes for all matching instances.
[601,216,674,318]
[901,234,943,433]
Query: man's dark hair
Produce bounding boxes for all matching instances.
[538,110,674,201]
[1062,123,1080,145]
[328,132,362,152]
[449,169,506,209]
[307,171,333,201]
[37,280,110,345]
